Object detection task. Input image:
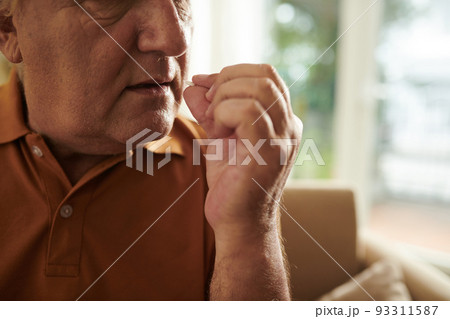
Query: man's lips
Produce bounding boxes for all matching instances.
[126,81,172,96]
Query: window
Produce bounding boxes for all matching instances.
[370,0,450,255]
[375,0,450,205]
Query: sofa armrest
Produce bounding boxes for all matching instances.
[359,232,450,301]
[281,182,359,300]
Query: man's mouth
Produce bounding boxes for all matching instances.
[126,80,172,96]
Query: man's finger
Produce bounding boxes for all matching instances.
[212,98,275,142]
[207,77,290,135]
[206,64,290,106]
[183,86,215,135]
[192,73,219,89]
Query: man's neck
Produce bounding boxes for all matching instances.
[20,79,112,186]
[45,138,112,186]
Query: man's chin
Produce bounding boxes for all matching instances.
[112,113,176,152]
[131,110,175,138]
[71,110,177,156]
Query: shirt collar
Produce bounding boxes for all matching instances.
[0,68,185,156]
[0,68,29,144]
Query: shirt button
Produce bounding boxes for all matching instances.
[60,205,73,219]
[31,145,43,157]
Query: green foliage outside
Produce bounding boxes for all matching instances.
[267,0,339,179]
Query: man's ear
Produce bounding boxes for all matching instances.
[0,11,22,63]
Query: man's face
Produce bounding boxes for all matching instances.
[14,0,192,154]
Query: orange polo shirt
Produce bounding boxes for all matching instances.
[0,70,215,300]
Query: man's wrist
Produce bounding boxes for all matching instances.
[213,221,278,249]
[210,223,291,300]
[213,223,282,261]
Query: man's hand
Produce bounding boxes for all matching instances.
[183,64,302,300]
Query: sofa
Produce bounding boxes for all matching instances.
[280,181,450,301]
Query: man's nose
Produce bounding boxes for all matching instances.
[135,0,190,57]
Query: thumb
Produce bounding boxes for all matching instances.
[183,86,214,136]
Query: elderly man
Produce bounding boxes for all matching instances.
[0,0,302,300]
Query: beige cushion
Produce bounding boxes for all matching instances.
[318,260,412,301]
[281,182,359,300]
[361,232,450,301]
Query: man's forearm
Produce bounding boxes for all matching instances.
[209,229,291,301]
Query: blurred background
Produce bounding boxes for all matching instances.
[1,0,448,274]
[188,0,450,272]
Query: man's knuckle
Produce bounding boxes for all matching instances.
[257,78,275,92]
[290,116,303,140]
[242,100,260,115]
[221,65,234,77]
[256,113,273,132]
[259,64,276,76]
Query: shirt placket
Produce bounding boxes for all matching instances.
[46,189,94,277]
[24,133,92,277]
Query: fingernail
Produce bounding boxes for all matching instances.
[205,84,215,102]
